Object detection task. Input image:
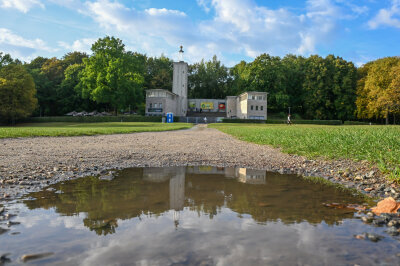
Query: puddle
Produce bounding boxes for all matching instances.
[1,166,400,265]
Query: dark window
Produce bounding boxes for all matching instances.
[251,105,253,110]
[256,106,258,111]
[261,106,263,111]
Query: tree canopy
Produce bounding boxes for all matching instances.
[355,57,400,123]
[0,64,37,123]
[0,36,398,123]
[79,36,145,113]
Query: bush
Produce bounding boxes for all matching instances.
[222,118,266,124]
[344,121,371,125]
[23,115,162,123]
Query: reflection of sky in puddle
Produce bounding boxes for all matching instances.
[2,166,400,265]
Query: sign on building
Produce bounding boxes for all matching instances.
[201,102,214,110]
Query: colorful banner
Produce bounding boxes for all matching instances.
[189,102,196,108]
[218,102,226,110]
[201,102,214,110]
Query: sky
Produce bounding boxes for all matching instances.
[0,0,399,67]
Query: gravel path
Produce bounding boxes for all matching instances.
[0,125,399,200]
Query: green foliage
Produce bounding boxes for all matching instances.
[0,122,192,138]
[356,57,400,122]
[343,121,371,125]
[210,124,400,180]
[79,37,145,112]
[145,55,173,91]
[0,52,14,68]
[0,64,37,123]
[188,55,231,99]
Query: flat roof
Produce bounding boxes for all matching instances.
[146,89,178,97]
[238,91,268,97]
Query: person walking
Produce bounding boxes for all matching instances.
[287,114,292,125]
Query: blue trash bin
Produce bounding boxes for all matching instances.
[166,113,174,123]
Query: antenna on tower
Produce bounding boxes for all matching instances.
[178,45,184,62]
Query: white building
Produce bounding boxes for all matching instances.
[145,46,268,120]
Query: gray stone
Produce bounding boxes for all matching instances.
[365,233,384,242]
[385,227,399,236]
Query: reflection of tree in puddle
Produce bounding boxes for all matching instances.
[24,166,367,235]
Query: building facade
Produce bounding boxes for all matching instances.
[226,92,268,120]
[145,47,267,119]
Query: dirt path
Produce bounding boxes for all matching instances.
[0,125,397,200]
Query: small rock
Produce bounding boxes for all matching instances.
[21,252,54,262]
[0,227,10,235]
[372,218,387,226]
[371,197,400,215]
[53,167,59,171]
[385,227,399,236]
[387,220,398,227]
[0,253,11,264]
[365,233,384,242]
[366,171,375,178]
[354,175,363,181]
[367,212,374,218]
[361,216,373,223]
[355,234,365,240]
[0,207,4,214]
[364,187,373,192]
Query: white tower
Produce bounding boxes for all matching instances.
[172,46,188,116]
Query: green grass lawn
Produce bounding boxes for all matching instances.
[210,123,400,181]
[0,122,192,138]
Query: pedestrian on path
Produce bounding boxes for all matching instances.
[287,114,292,125]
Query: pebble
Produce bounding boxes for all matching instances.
[0,253,11,264]
[0,227,9,235]
[361,216,373,223]
[385,227,399,236]
[21,252,54,262]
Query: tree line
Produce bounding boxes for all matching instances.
[0,36,399,123]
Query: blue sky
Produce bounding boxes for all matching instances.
[0,0,399,66]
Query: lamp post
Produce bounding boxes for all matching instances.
[178,45,184,62]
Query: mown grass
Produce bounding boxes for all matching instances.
[0,122,192,138]
[210,123,400,181]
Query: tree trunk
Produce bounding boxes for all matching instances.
[386,109,389,125]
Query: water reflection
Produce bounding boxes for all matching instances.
[24,166,365,235]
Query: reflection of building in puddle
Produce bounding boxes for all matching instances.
[143,167,179,182]
[143,167,186,228]
[186,166,226,175]
[236,168,266,184]
[169,168,185,211]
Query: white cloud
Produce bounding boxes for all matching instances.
[0,0,44,13]
[0,28,55,61]
[38,0,367,65]
[197,0,211,13]
[58,38,96,53]
[368,0,400,29]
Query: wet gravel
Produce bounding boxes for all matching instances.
[0,124,398,202]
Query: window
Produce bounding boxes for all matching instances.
[159,103,163,108]
[256,106,258,111]
[251,105,254,110]
[261,106,263,111]
[257,96,262,100]
[154,103,158,108]
[149,103,152,108]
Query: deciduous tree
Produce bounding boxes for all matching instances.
[0,64,37,123]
